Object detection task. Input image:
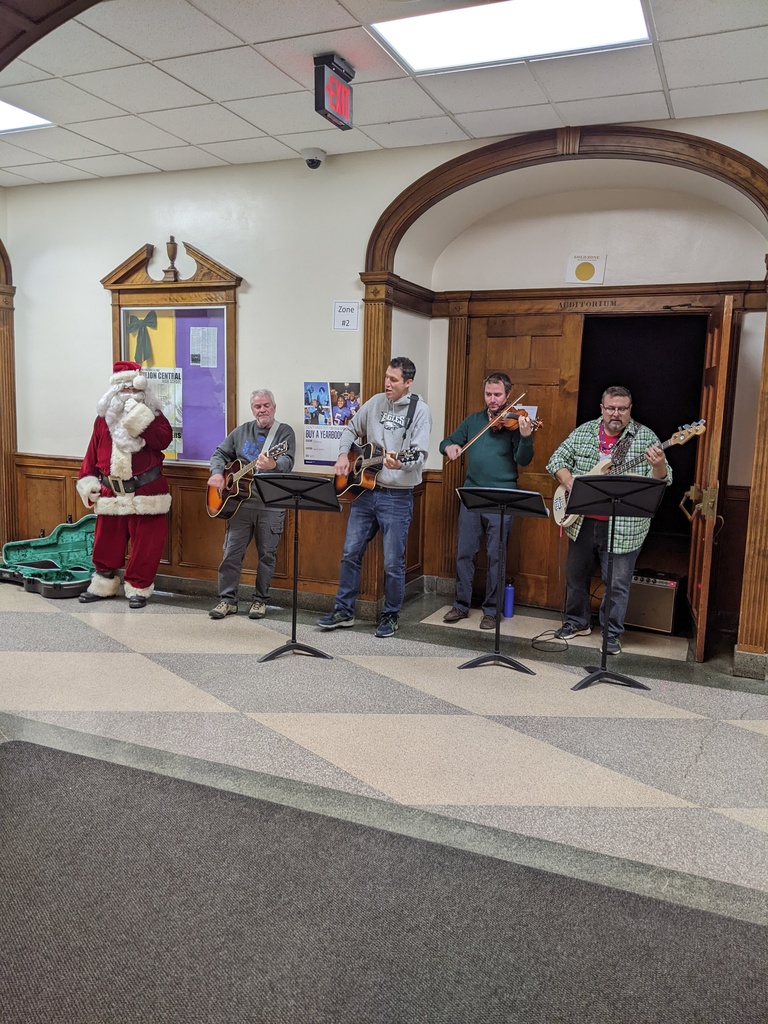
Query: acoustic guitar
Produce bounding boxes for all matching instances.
[334,442,421,500]
[552,420,706,527]
[206,441,290,520]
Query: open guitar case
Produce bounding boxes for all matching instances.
[0,516,97,598]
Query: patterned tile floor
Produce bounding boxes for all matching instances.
[1,583,766,925]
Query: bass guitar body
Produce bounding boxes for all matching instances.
[552,458,613,528]
[206,459,253,520]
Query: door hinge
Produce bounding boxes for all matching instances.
[679,483,718,522]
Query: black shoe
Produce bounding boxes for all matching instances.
[128,596,147,609]
[78,591,114,604]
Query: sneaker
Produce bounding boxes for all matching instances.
[443,606,468,623]
[479,614,497,630]
[606,637,622,655]
[553,623,592,640]
[375,614,398,638]
[249,600,267,620]
[317,610,355,630]
[209,599,238,620]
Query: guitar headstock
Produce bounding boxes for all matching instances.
[267,441,289,458]
[669,420,706,446]
[399,447,422,465]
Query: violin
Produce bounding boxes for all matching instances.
[491,407,543,432]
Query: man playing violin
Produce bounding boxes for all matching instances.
[439,372,534,629]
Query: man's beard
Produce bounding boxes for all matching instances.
[98,386,158,453]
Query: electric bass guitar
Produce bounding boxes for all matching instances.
[334,442,421,500]
[206,441,290,520]
[552,420,706,528]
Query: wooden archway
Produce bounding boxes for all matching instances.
[360,124,768,669]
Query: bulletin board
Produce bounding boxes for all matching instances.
[102,238,242,466]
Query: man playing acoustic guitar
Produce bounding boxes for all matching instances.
[208,389,296,621]
[546,385,670,655]
[317,357,432,638]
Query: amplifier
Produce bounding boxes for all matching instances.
[624,571,680,634]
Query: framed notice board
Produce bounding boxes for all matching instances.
[102,238,242,465]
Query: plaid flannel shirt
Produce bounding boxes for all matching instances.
[546,417,672,553]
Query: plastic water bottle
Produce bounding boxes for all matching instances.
[503,581,515,618]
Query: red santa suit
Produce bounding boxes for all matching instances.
[77,363,172,602]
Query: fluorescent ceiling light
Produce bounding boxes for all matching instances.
[371,0,650,73]
[0,99,51,133]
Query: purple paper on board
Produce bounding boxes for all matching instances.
[174,308,226,462]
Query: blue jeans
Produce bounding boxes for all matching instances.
[454,505,512,617]
[564,519,640,639]
[334,487,413,618]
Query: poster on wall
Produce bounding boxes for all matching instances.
[121,306,226,463]
[303,379,361,465]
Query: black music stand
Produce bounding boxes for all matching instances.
[565,474,667,692]
[250,474,341,662]
[456,487,549,674]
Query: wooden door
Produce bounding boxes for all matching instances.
[686,296,735,661]
[466,312,584,609]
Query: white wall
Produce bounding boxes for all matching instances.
[730,312,766,486]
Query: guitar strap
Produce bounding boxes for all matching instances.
[401,394,419,443]
[255,420,281,474]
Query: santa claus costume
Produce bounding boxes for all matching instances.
[77,361,173,608]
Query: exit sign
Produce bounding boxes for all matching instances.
[314,53,354,131]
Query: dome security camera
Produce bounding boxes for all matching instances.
[300,147,326,170]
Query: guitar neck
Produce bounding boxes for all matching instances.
[608,436,673,475]
[229,457,260,485]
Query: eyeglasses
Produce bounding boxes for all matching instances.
[602,404,631,414]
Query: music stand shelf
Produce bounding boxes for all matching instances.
[565,473,666,692]
[250,474,341,663]
[456,487,549,675]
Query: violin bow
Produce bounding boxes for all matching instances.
[455,391,527,456]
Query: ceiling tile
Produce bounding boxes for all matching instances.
[556,92,671,125]
[0,137,51,166]
[67,65,209,115]
[361,116,469,148]
[143,105,265,145]
[156,47,303,102]
[274,128,381,156]
[20,21,140,77]
[190,0,357,44]
[660,27,768,90]
[131,147,229,171]
[76,0,243,59]
[419,63,548,113]
[64,153,160,177]
[198,136,299,164]
[0,61,52,87]
[256,27,405,88]
[0,167,44,186]
[352,79,446,124]
[531,45,663,101]
[671,79,768,120]
[651,0,768,41]
[0,79,125,123]
[65,116,184,151]
[455,105,563,138]
[0,126,115,161]
[225,93,322,135]
[6,162,98,183]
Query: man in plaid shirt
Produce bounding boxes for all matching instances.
[546,386,671,655]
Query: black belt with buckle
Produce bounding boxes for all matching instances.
[100,465,161,495]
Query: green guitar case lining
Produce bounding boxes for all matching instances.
[0,516,97,598]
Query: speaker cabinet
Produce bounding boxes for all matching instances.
[625,572,680,634]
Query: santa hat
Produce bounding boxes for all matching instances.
[110,360,147,391]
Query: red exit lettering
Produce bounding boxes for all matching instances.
[326,76,350,121]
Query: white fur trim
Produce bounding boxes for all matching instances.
[110,369,147,390]
[110,444,133,478]
[93,493,172,516]
[123,581,155,599]
[122,402,155,438]
[86,573,121,598]
[76,475,101,508]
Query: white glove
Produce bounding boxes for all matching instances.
[123,397,138,414]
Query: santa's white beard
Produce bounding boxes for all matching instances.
[98,387,158,454]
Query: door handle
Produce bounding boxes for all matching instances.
[679,483,717,522]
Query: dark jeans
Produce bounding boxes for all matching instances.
[564,519,640,639]
[334,487,413,618]
[454,504,512,617]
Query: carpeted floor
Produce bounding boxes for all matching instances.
[1,741,766,1024]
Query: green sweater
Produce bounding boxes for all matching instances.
[440,410,534,488]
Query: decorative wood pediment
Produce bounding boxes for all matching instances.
[101,238,242,293]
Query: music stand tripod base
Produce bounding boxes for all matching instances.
[249,474,341,663]
[454,487,549,676]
